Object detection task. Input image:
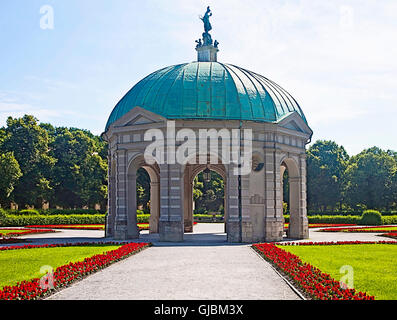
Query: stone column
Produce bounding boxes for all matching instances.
[159,164,184,242]
[114,149,128,240]
[106,175,116,238]
[183,179,194,233]
[149,181,160,234]
[126,172,139,239]
[263,149,284,242]
[226,165,241,243]
[241,174,253,242]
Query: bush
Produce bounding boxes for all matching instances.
[284,212,397,225]
[137,214,150,223]
[284,215,361,224]
[19,209,40,215]
[40,209,102,215]
[358,210,382,226]
[194,208,208,215]
[382,216,397,225]
[2,214,105,227]
[0,208,6,226]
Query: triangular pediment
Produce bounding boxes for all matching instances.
[277,111,313,137]
[282,120,302,132]
[110,106,167,129]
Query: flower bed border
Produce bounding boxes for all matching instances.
[380,233,397,240]
[0,228,57,237]
[0,241,151,300]
[25,222,198,231]
[252,241,397,300]
[0,238,26,244]
[317,225,397,233]
[25,224,105,230]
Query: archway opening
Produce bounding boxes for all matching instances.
[183,162,227,240]
[124,155,160,239]
[281,159,302,239]
[136,168,151,233]
[192,169,225,233]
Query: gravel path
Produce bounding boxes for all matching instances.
[47,242,299,300]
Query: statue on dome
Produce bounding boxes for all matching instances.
[200,6,212,33]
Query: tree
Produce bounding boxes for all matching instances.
[194,171,224,213]
[1,115,55,207]
[306,140,349,211]
[136,168,150,212]
[345,147,396,210]
[0,152,22,207]
[47,127,107,209]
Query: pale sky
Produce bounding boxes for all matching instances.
[1,0,396,155]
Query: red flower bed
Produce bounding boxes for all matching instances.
[381,233,397,240]
[0,237,26,244]
[26,225,104,230]
[318,225,397,233]
[284,224,356,230]
[252,242,379,300]
[0,228,57,237]
[0,241,150,300]
[277,240,397,246]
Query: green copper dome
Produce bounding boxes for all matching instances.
[105,62,307,131]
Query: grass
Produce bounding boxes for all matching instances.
[279,244,397,300]
[0,229,28,236]
[354,226,397,232]
[0,244,121,289]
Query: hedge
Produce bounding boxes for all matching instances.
[5,209,103,216]
[1,214,105,227]
[284,214,397,225]
[137,214,150,223]
[307,211,397,216]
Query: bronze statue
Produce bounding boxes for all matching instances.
[200,6,212,33]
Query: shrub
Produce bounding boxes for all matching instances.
[194,208,208,215]
[284,215,361,224]
[0,209,6,226]
[39,209,102,215]
[382,216,397,225]
[19,209,40,215]
[137,214,150,223]
[2,214,105,227]
[358,210,382,226]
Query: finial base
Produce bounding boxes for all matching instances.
[196,45,219,62]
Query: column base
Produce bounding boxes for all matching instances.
[114,221,140,240]
[149,215,159,234]
[288,216,309,239]
[184,220,194,233]
[159,220,184,242]
[264,218,284,242]
[227,220,241,243]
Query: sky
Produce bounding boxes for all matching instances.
[0,0,396,155]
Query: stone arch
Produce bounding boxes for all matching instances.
[181,152,228,234]
[280,156,308,239]
[126,154,160,238]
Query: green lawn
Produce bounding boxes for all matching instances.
[353,226,397,232]
[279,244,397,300]
[0,245,121,289]
[0,229,27,236]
